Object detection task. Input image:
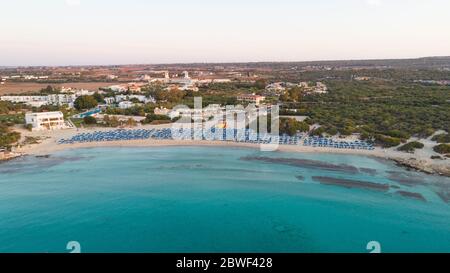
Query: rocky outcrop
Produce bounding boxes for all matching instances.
[391,157,450,177]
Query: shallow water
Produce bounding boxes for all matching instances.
[0,146,449,253]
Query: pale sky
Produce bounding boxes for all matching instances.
[1,0,449,66]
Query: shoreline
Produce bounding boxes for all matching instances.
[9,126,450,177]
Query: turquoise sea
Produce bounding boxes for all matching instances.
[0,146,449,253]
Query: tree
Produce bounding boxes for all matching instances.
[83,116,97,125]
[397,141,424,153]
[142,114,171,124]
[385,130,411,140]
[375,134,401,148]
[279,118,310,136]
[311,127,325,136]
[432,133,450,143]
[40,85,58,94]
[280,87,303,102]
[74,96,98,111]
[0,124,21,147]
[433,144,450,154]
[93,92,105,103]
[165,88,186,103]
[254,79,267,89]
[103,115,120,127]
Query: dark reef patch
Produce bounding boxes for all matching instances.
[435,191,450,203]
[360,168,377,175]
[312,176,390,192]
[386,171,426,186]
[241,156,359,174]
[395,191,427,202]
[0,155,92,174]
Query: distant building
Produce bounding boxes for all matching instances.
[106,74,118,80]
[108,85,128,92]
[137,75,151,81]
[118,101,134,109]
[354,76,372,81]
[212,79,232,83]
[115,95,155,104]
[237,94,266,105]
[265,82,286,93]
[25,111,66,131]
[104,97,116,105]
[1,95,48,104]
[299,82,309,88]
[314,82,328,94]
[154,107,171,116]
[1,94,77,107]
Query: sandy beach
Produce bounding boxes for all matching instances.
[11,125,450,177]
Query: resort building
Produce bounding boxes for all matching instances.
[1,94,77,108]
[0,96,48,107]
[118,101,135,109]
[237,94,266,105]
[115,95,155,104]
[25,111,67,131]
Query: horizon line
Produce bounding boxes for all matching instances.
[2,55,449,69]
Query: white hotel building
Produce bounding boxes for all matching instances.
[25,111,67,131]
[1,94,77,108]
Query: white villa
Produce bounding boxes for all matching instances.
[25,111,67,131]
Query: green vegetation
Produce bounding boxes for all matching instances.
[142,85,186,103]
[397,141,424,153]
[39,85,60,94]
[310,127,326,136]
[384,130,411,139]
[0,101,23,114]
[142,114,171,125]
[105,105,148,117]
[83,116,97,125]
[0,114,25,125]
[70,118,84,128]
[0,103,23,148]
[74,95,98,111]
[433,144,450,155]
[280,87,304,102]
[254,79,267,89]
[279,118,309,136]
[103,115,120,127]
[93,92,105,103]
[374,134,402,148]
[284,81,450,140]
[140,82,264,112]
[0,124,21,148]
[432,133,450,143]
